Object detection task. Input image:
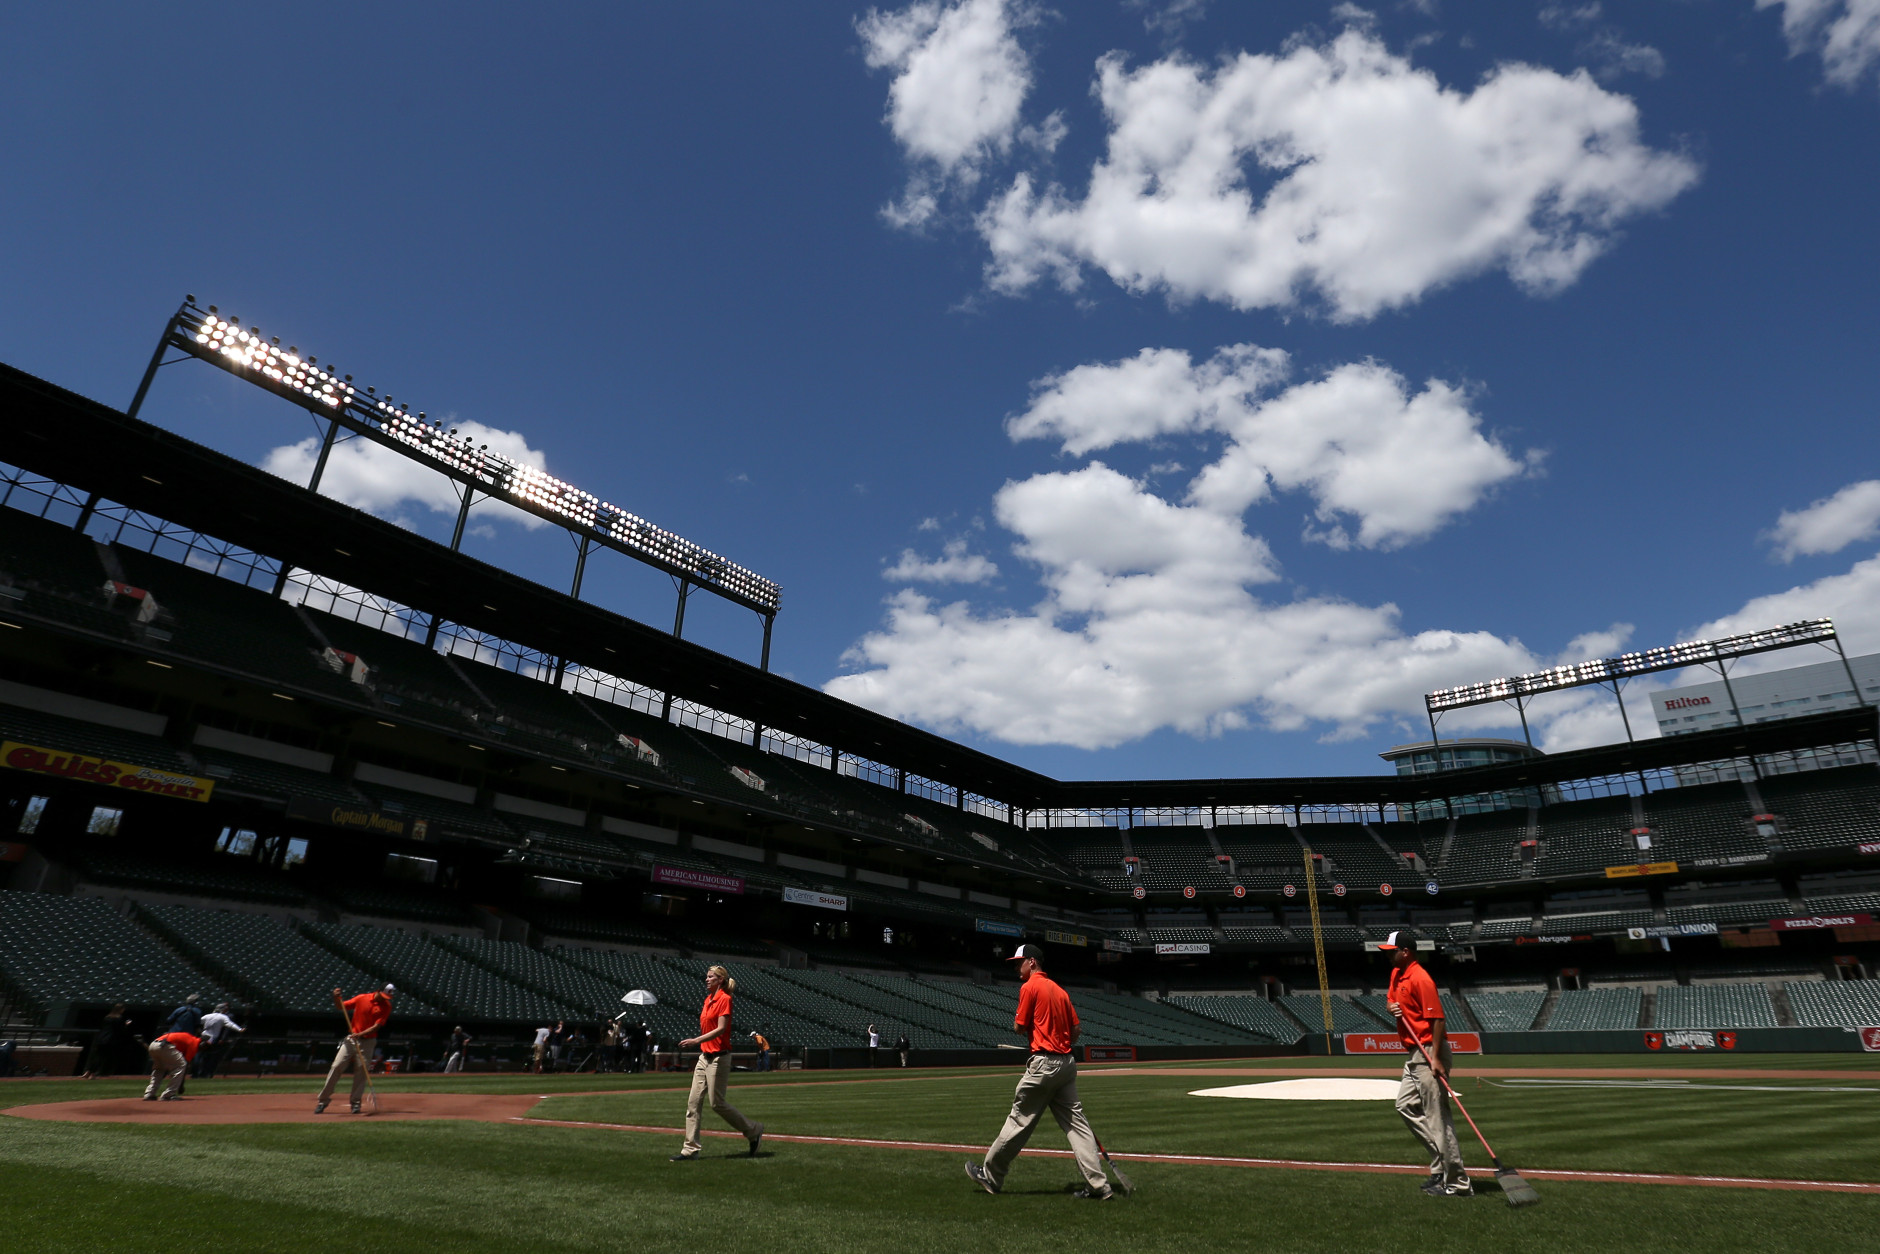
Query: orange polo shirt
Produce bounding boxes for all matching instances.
[155,1032,201,1062]
[344,993,392,1037]
[1014,971,1079,1054]
[1387,960,1444,1053]
[699,988,733,1054]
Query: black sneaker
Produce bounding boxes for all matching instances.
[747,1122,765,1157]
[964,1161,999,1195]
[669,1152,700,1162]
[350,1103,361,1115]
[1073,1186,1114,1201]
[314,1100,328,1113]
[1420,1181,1448,1197]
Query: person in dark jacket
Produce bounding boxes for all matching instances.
[83,1005,131,1078]
[159,996,204,1093]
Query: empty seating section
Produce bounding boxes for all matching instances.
[1058,831,1130,889]
[111,547,356,699]
[1462,990,1545,1031]
[1639,782,1766,864]
[0,890,226,1010]
[1533,797,1637,878]
[1756,767,1880,853]
[1301,825,1418,887]
[434,936,628,1019]
[1129,828,1224,891]
[0,510,133,637]
[526,906,675,947]
[1784,979,1880,1027]
[326,883,483,926]
[197,750,368,807]
[1353,993,1399,1026]
[1215,828,1307,889]
[304,609,483,735]
[1433,812,1528,885]
[1169,994,1304,1042]
[83,852,306,906]
[839,971,1031,1044]
[763,968,985,1048]
[1804,891,1880,914]
[142,903,438,1016]
[1073,990,1264,1046]
[1666,893,1790,927]
[1544,987,1641,1030]
[0,701,192,771]
[1654,983,1777,1028]
[355,784,516,843]
[306,922,575,1021]
[1538,910,1654,936]
[1278,993,1378,1034]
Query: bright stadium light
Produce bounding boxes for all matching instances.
[135,297,783,620]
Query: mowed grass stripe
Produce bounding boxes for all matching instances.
[2,1117,1877,1254]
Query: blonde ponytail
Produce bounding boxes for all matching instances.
[708,964,736,994]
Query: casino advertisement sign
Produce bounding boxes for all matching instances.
[2,741,214,802]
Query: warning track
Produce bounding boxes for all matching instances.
[516,1116,1880,1194]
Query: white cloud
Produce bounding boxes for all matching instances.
[1130,0,1211,38]
[1759,0,1880,89]
[1581,30,1666,81]
[261,421,552,531]
[975,28,1698,320]
[859,0,1041,225]
[1688,549,1880,663]
[830,346,1543,748]
[883,538,1001,583]
[1767,480,1880,562]
[1013,344,1535,551]
[1539,2,1603,31]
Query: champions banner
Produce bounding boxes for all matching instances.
[652,865,745,894]
[2,741,214,802]
[1344,1031,1482,1055]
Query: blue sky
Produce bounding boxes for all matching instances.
[4,2,1879,783]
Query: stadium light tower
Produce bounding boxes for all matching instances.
[1423,619,1862,766]
[125,296,782,667]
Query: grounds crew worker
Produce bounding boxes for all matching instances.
[316,984,395,1115]
[965,944,1112,1199]
[669,964,764,1161]
[1381,932,1471,1196]
[143,1030,200,1101]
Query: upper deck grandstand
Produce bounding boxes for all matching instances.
[1,361,1877,1062]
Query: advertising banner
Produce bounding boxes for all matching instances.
[1153,942,1211,955]
[974,918,1025,938]
[1770,913,1873,931]
[1086,1045,1136,1061]
[286,797,415,837]
[1861,1027,1880,1052]
[1858,841,1880,855]
[1044,929,1087,947]
[1645,1030,1738,1051]
[1605,861,1679,879]
[1626,923,1720,939]
[781,885,847,911]
[1101,938,1132,952]
[2,741,214,802]
[651,865,745,894]
[1344,1032,1482,1055]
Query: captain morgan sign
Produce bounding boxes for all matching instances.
[3,741,214,802]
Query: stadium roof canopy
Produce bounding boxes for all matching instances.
[4,361,1874,816]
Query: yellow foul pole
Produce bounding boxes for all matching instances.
[1302,846,1334,1055]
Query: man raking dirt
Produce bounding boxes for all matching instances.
[315,984,395,1115]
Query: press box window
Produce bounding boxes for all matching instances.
[86,806,124,836]
[384,852,438,883]
[216,827,258,856]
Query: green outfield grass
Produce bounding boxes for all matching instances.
[4,1055,1878,1254]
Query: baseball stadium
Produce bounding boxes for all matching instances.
[1,320,1878,1254]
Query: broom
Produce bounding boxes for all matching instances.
[1400,1018,1538,1207]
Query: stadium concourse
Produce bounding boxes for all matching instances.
[1,359,1879,1078]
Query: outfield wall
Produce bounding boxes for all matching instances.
[805,1042,1305,1069]
[1303,1026,1875,1055]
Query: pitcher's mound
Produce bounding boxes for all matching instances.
[1191,1078,1401,1101]
[4,1092,542,1124]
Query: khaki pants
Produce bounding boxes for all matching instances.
[144,1042,186,1099]
[317,1037,371,1107]
[1397,1054,1466,1184]
[680,1051,757,1155]
[983,1053,1108,1193]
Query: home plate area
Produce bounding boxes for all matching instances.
[1189,1078,1401,1101]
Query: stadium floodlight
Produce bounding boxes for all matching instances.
[1426,620,1840,713]
[130,298,782,623]
[1422,618,1860,762]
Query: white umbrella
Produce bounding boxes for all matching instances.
[621,989,658,1006]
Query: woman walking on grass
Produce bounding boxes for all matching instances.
[670,964,764,1161]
